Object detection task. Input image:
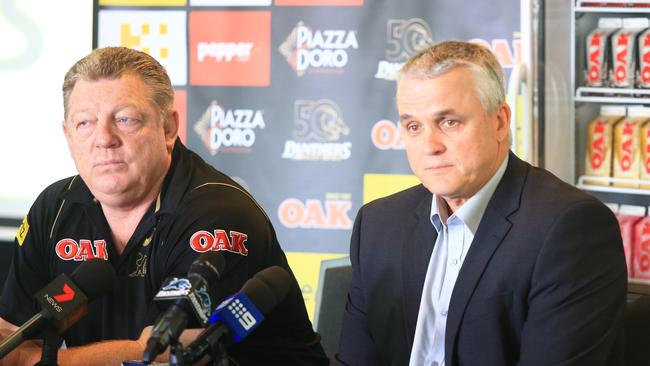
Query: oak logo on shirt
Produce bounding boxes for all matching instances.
[55,239,109,261]
[190,230,249,256]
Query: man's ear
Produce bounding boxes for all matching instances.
[496,102,511,143]
[164,110,179,148]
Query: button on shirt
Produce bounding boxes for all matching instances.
[409,156,508,366]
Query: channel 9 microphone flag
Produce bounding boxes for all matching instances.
[181,266,291,365]
[0,259,116,358]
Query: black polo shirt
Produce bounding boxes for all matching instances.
[0,140,328,365]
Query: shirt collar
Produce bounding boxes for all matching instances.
[430,154,509,235]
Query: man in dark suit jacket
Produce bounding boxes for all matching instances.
[335,41,626,366]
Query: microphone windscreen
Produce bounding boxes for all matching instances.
[69,258,116,301]
[241,266,291,315]
[189,251,226,283]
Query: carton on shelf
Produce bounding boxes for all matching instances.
[584,105,625,185]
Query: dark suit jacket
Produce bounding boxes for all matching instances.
[335,153,626,366]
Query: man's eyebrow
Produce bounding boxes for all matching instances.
[399,113,414,122]
[399,109,457,122]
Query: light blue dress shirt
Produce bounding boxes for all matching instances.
[409,156,509,366]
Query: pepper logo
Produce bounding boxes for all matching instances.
[189,11,271,86]
[281,99,352,161]
[190,230,249,256]
[278,21,359,77]
[55,239,109,261]
[193,101,266,155]
[53,284,75,303]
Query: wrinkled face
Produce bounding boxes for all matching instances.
[63,73,177,209]
[396,67,510,206]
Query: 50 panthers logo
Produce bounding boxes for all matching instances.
[282,99,352,161]
[293,99,349,142]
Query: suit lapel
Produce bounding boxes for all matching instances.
[444,153,528,364]
[401,188,436,349]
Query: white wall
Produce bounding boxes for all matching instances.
[0,0,93,220]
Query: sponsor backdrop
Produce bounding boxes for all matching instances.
[95,0,519,319]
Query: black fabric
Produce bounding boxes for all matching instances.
[0,139,328,365]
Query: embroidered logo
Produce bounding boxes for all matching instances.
[55,239,109,261]
[16,216,29,246]
[190,230,249,256]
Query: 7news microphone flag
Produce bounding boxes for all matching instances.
[0,258,116,358]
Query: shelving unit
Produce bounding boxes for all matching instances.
[572,1,650,292]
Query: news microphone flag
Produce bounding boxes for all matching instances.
[34,273,88,332]
[209,291,264,342]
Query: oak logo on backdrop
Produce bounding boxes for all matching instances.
[278,21,359,77]
[371,119,405,150]
[97,10,187,85]
[278,193,353,230]
[375,18,434,80]
[189,11,271,86]
[281,99,352,161]
[470,38,522,69]
[194,101,266,155]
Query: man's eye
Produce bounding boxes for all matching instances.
[117,117,135,124]
[406,122,420,132]
[76,120,90,129]
[441,119,459,128]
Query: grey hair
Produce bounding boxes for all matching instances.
[62,47,174,120]
[398,40,505,114]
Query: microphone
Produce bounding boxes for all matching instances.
[0,258,116,358]
[142,251,226,363]
[182,266,291,364]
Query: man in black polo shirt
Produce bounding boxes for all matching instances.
[0,47,328,365]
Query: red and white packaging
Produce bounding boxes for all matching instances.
[617,204,645,278]
[610,18,648,88]
[637,26,650,88]
[633,214,650,281]
[584,105,625,185]
[632,107,650,189]
[585,17,621,87]
[613,106,646,188]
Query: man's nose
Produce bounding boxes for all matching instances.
[95,120,119,148]
[423,127,446,155]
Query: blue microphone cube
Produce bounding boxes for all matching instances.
[210,292,264,342]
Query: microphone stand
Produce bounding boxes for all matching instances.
[34,326,62,366]
[181,323,231,366]
[169,339,186,366]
